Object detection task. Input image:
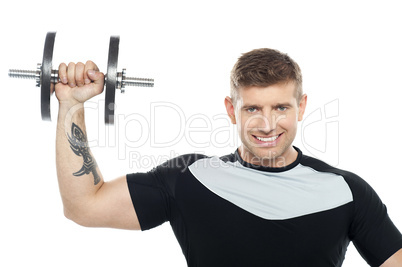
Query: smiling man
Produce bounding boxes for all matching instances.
[225,49,307,170]
[55,48,402,266]
[226,83,305,168]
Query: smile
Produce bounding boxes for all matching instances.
[255,135,279,142]
[252,133,283,146]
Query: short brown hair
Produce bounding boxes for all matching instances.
[230,48,303,103]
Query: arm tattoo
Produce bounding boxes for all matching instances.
[67,123,101,185]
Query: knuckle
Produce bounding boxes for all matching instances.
[75,75,84,85]
[76,79,84,86]
[86,60,99,71]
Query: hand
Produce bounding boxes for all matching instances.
[55,61,104,106]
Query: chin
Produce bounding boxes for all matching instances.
[256,148,283,160]
[244,145,284,163]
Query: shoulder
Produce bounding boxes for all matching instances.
[300,154,365,183]
[299,153,379,202]
[156,153,210,171]
[146,153,212,180]
[155,152,236,171]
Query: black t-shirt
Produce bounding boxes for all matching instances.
[126,147,402,266]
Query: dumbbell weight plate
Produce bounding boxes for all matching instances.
[41,32,56,121]
[105,36,120,125]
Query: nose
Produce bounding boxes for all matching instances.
[245,113,274,134]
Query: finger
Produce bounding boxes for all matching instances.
[75,62,85,87]
[87,64,105,87]
[67,62,76,88]
[84,60,99,84]
[87,69,105,87]
[58,63,68,84]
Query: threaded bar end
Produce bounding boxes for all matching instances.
[123,77,154,87]
[8,69,37,79]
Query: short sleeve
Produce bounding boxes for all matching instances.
[126,153,207,231]
[347,174,402,266]
[126,168,171,231]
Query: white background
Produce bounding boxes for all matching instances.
[1,0,401,266]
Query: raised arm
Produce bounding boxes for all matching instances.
[55,61,140,230]
[381,249,402,267]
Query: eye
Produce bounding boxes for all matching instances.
[246,107,257,113]
[277,106,287,112]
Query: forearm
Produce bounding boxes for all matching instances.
[53,61,134,228]
[56,103,104,222]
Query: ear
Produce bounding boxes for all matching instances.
[224,96,236,124]
[297,94,308,121]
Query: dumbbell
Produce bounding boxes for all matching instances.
[8,32,154,125]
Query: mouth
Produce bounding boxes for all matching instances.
[251,133,283,146]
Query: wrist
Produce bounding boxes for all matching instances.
[58,98,82,108]
[58,101,85,124]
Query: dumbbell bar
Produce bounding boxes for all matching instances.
[8,32,154,125]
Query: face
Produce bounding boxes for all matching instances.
[225,82,307,167]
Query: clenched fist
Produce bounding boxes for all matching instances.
[56,60,104,106]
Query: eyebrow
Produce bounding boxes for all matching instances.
[273,102,293,108]
[241,104,264,109]
[241,102,293,109]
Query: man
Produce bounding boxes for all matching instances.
[55,48,402,266]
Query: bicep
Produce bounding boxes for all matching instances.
[87,175,141,230]
[380,248,402,267]
[347,174,402,265]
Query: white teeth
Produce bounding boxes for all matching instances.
[256,135,279,142]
